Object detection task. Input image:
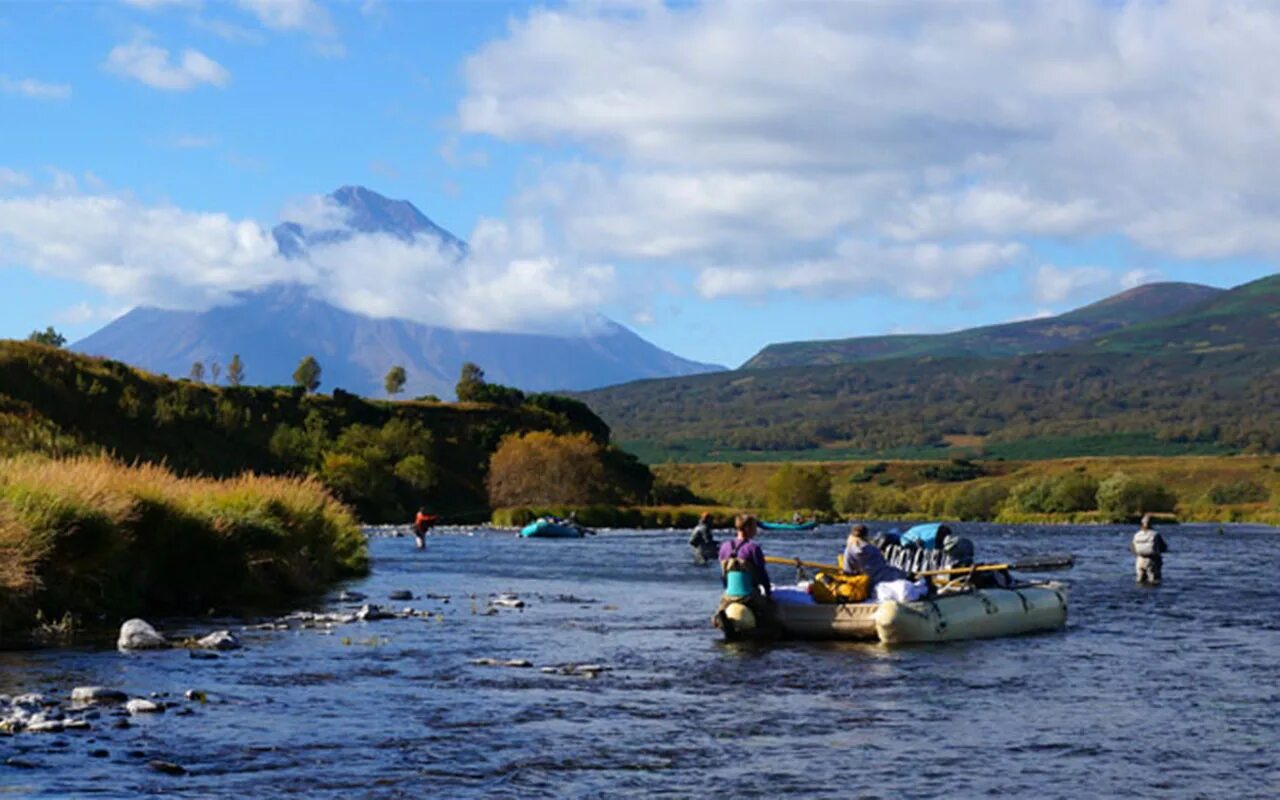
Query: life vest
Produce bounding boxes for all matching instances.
[721,540,757,598]
[1133,530,1161,558]
[414,513,436,534]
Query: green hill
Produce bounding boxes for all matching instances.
[743,281,1223,369]
[0,341,650,521]
[1085,273,1280,355]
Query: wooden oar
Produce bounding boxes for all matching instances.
[765,554,1074,576]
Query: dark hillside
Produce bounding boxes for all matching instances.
[743,281,1223,369]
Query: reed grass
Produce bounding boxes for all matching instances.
[0,455,367,640]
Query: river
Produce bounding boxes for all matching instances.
[1,522,1277,798]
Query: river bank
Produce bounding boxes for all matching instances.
[0,456,368,643]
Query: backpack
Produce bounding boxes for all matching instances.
[721,540,757,597]
[1133,530,1159,558]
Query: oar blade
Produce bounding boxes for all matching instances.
[1009,554,1075,572]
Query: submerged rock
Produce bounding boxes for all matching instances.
[195,630,241,651]
[388,590,413,601]
[118,619,167,651]
[339,590,367,602]
[71,687,127,706]
[189,650,219,661]
[148,760,187,776]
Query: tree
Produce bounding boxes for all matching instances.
[189,361,205,383]
[456,362,486,402]
[27,327,66,347]
[765,464,833,512]
[385,365,407,397]
[209,360,222,385]
[486,431,609,507]
[227,354,245,387]
[293,355,322,393]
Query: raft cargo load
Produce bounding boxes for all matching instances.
[720,580,1068,645]
[519,520,586,539]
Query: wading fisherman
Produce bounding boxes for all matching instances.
[688,512,718,565]
[412,507,438,550]
[713,515,778,634]
[1131,513,1169,585]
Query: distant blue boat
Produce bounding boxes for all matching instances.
[758,520,818,532]
[519,520,587,538]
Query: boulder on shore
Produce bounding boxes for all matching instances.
[118,619,167,651]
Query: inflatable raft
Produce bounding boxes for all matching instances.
[758,520,818,532]
[720,582,1068,645]
[519,520,586,538]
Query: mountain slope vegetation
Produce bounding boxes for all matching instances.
[744,282,1224,369]
[580,276,1280,462]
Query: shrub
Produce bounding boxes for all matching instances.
[765,464,833,512]
[945,483,1010,521]
[837,484,874,515]
[1096,472,1178,521]
[1206,480,1270,505]
[487,431,610,507]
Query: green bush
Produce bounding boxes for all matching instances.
[1206,480,1270,505]
[1096,472,1178,521]
[836,484,874,514]
[766,464,833,512]
[945,483,1010,521]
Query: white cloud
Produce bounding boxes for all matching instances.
[1031,265,1112,304]
[105,37,229,91]
[0,167,29,189]
[456,1,1280,302]
[122,0,202,9]
[233,0,341,53]
[0,75,71,100]
[169,134,217,149]
[0,185,613,334]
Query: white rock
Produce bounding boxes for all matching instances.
[356,604,394,621]
[117,619,167,651]
[125,699,164,715]
[71,687,127,705]
[196,630,241,651]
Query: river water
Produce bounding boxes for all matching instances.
[1,522,1277,798]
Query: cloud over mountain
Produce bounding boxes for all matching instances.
[459,0,1280,301]
[0,182,614,334]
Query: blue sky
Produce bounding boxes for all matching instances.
[2,1,1279,367]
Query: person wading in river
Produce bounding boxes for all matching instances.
[1131,513,1169,585]
[412,507,438,550]
[688,512,718,565]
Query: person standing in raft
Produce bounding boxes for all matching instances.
[843,524,929,601]
[688,512,718,565]
[714,515,778,633]
[412,507,438,550]
[1131,513,1169,585]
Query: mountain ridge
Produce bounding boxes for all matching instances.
[743,281,1224,369]
[72,187,723,397]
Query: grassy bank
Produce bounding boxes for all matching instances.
[0,340,634,523]
[653,456,1280,525]
[0,456,368,641]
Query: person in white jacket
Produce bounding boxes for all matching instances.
[1131,514,1169,585]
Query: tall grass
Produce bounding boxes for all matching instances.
[0,455,367,640]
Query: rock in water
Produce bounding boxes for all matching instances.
[195,630,241,651]
[148,760,187,776]
[355,604,394,621]
[117,619,167,651]
[388,590,413,601]
[71,687,127,705]
[125,699,164,715]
